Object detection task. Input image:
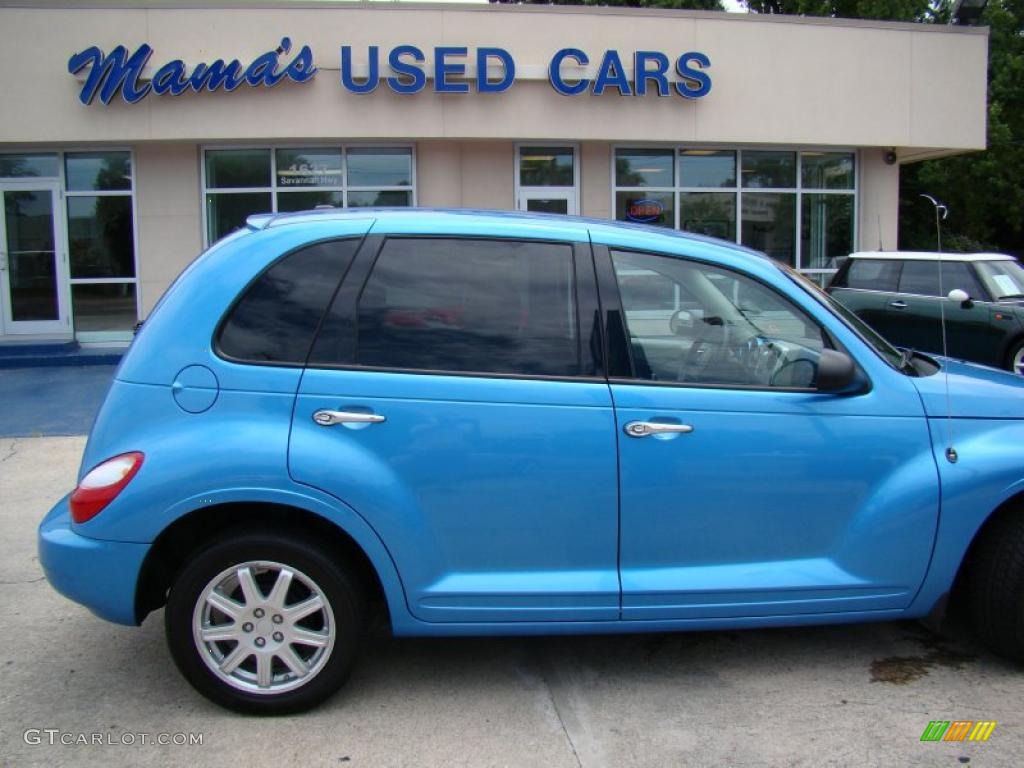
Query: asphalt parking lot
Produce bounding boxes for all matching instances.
[2,435,1023,768]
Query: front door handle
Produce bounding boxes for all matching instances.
[313,409,386,427]
[623,421,694,438]
[890,300,908,309]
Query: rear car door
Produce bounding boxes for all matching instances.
[827,257,902,340]
[596,245,938,620]
[288,234,621,623]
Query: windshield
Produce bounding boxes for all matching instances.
[782,264,907,371]
[975,259,1024,300]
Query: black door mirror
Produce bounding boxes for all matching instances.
[816,349,859,392]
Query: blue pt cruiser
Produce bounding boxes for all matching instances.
[39,210,1024,713]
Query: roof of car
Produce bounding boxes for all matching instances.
[848,250,1015,262]
[245,207,772,261]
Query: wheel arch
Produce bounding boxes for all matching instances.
[135,500,398,629]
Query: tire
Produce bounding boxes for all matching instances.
[964,512,1024,663]
[165,527,363,714]
[1006,338,1024,376]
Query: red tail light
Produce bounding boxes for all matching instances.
[70,452,145,524]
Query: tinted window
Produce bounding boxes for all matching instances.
[217,239,358,364]
[612,249,825,388]
[842,259,901,291]
[356,238,579,376]
[898,260,982,298]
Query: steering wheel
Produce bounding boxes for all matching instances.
[677,318,731,382]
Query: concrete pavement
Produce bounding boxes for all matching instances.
[2,435,1023,767]
[0,366,116,437]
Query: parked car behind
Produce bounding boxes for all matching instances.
[827,251,1024,374]
[39,211,1024,714]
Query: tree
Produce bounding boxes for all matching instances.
[901,1,1024,255]
[490,0,726,10]
[743,0,936,21]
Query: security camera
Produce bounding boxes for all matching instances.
[884,150,898,165]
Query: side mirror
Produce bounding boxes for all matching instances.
[816,349,858,392]
[669,309,695,335]
[947,288,973,308]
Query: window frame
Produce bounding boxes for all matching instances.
[514,142,580,215]
[212,235,365,369]
[305,235,606,383]
[0,148,141,342]
[610,145,858,281]
[200,142,417,248]
[595,244,841,393]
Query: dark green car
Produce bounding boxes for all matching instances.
[827,252,1024,374]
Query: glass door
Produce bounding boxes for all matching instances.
[516,145,578,216]
[0,182,68,335]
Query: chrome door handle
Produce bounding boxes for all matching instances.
[312,409,386,427]
[890,300,908,309]
[623,421,694,438]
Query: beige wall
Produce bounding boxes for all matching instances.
[0,4,987,156]
[858,148,901,253]
[134,143,202,316]
[418,141,513,209]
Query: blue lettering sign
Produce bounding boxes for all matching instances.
[69,42,711,105]
[387,45,427,94]
[477,48,515,94]
[675,52,712,99]
[341,45,379,93]
[549,48,590,96]
[435,47,469,94]
[68,37,317,105]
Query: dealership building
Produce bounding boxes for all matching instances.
[0,1,988,344]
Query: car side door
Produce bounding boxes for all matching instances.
[892,260,1007,366]
[595,244,939,620]
[288,234,621,624]
[827,257,902,341]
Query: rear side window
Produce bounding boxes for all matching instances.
[355,238,579,376]
[838,259,901,291]
[898,260,983,298]
[217,239,359,364]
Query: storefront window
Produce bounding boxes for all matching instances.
[679,150,735,188]
[741,151,796,189]
[614,147,855,275]
[801,193,854,270]
[64,151,137,337]
[615,190,674,229]
[519,147,574,187]
[0,153,59,179]
[203,146,415,244]
[680,192,736,240]
[742,192,796,265]
[616,149,674,188]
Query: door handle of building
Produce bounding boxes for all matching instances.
[890,300,908,309]
[312,409,386,427]
[623,421,694,438]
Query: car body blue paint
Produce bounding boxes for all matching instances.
[36,209,1024,640]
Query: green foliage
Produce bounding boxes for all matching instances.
[901,1,1024,255]
[743,0,936,21]
[491,0,725,9]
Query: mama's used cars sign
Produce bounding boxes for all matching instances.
[68,38,712,105]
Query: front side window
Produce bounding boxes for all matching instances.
[355,238,579,377]
[203,147,414,244]
[976,259,1024,300]
[611,249,825,388]
[613,148,855,278]
[898,261,983,298]
[217,239,359,364]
